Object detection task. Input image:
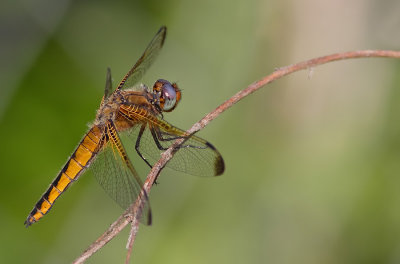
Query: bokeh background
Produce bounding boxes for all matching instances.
[2,0,400,263]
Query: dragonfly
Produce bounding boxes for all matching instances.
[25,26,224,227]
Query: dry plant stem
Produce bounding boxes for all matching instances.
[73,50,400,264]
[125,219,140,264]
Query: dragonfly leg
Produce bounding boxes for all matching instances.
[150,125,169,150]
[158,131,184,141]
[135,123,153,169]
[152,126,207,150]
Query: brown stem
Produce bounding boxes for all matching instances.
[125,219,140,263]
[72,50,400,264]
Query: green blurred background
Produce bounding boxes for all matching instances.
[2,0,400,263]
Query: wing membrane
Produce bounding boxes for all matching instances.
[117,26,167,91]
[124,120,224,177]
[91,122,151,224]
[104,67,113,99]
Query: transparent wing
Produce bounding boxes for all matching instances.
[91,124,151,225]
[124,120,225,177]
[117,26,167,91]
[104,67,113,99]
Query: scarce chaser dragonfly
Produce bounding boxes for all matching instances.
[25,26,224,227]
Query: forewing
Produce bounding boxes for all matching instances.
[125,120,224,177]
[104,67,113,99]
[117,26,167,91]
[91,127,151,225]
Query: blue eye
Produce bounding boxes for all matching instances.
[161,82,177,111]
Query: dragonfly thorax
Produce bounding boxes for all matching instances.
[94,91,124,126]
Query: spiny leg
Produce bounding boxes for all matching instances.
[135,123,153,169]
[151,125,206,150]
[149,124,169,150]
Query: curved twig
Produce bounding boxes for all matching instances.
[73,50,400,264]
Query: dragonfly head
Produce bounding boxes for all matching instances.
[152,79,181,112]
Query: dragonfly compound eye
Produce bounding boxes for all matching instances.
[154,79,181,112]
